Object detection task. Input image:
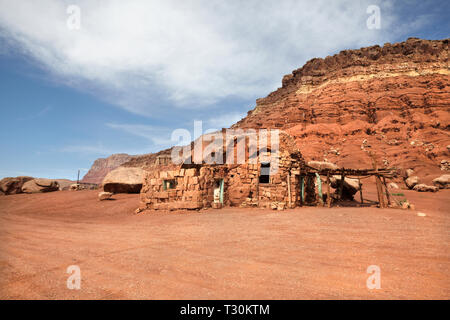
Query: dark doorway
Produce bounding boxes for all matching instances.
[259,162,270,184]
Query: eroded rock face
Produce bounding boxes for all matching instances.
[81,153,134,184]
[22,179,60,193]
[231,38,449,175]
[432,174,450,189]
[102,167,143,193]
[0,176,34,195]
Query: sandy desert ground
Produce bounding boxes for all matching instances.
[0,184,448,299]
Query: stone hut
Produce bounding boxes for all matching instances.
[139,130,312,211]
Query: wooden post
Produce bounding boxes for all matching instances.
[300,175,304,206]
[287,173,292,208]
[326,172,331,208]
[358,177,363,204]
[375,175,385,208]
[382,176,391,206]
[339,169,345,200]
[315,173,324,206]
[370,152,386,208]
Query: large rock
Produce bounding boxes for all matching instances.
[405,176,420,189]
[330,175,360,200]
[307,161,339,171]
[0,176,34,195]
[98,192,113,201]
[22,178,60,193]
[413,184,438,192]
[440,160,450,171]
[432,174,450,189]
[102,167,143,193]
[388,182,399,189]
[406,169,414,177]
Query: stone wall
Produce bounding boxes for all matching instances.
[139,131,307,211]
[140,150,306,211]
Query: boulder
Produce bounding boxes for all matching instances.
[55,179,75,191]
[330,175,360,200]
[440,159,449,171]
[307,161,339,171]
[406,169,414,177]
[69,183,81,191]
[22,178,60,193]
[0,176,34,195]
[432,174,450,189]
[388,182,399,189]
[102,167,143,193]
[98,191,113,201]
[413,184,438,192]
[405,176,420,189]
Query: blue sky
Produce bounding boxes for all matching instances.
[0,0,448,180]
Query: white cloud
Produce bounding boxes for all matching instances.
[0,0,430,115]
[106,123,174,147]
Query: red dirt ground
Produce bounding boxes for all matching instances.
[0,185,448,299]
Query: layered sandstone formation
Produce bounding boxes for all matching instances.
[81,153,134,184]
[232,38,449,182]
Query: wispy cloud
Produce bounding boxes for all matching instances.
[18,105,52,121]
[106,123,174,147]
[0,0,431,116]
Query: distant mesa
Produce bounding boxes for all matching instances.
[81,153,135,184]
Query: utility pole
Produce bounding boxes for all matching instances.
[77,170,80,184]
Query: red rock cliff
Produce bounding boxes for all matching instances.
[81,153,134,184]
[232,38,449,179]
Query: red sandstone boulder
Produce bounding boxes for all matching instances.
[102,167,143,193]
[413,184,439,192]
[307,161,339,171]
[432,175,450,189]
[0,176,34,195]
[405,176,420,189]
[22,178,60,193]
[330,176,360,200]
[98,191,113,201]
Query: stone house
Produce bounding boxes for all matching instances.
[139,131,312,211]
